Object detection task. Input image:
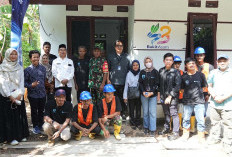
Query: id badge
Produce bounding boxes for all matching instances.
[118,65,121,71]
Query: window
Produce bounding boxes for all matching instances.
[188,0,201,7]
[206,0,218,8]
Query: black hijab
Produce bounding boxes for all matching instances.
[130,60,140,76]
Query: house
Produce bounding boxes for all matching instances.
[17,0,232,117]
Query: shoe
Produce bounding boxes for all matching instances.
[149,131,155,137]
[198,131,205,143]
[122,114,126,120]
[144,128,149,135]
[48,140,55,147]
[178,113,183,130]
[168,132,179,141]
[75,131,83,141]
[88,133,96,140]
[207,139,221,145]
[21,138,27,142]
[181,128,190,141]
[10,140,19,146]
[32,126,41,134]
[158,128,171,135]
[190,116,196,133]
[114,124,122,140]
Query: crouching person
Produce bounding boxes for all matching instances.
[71,91,101,141]
[43,89,73,146]
[98,84,122,140]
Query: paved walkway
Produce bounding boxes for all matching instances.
[0,134,228,157]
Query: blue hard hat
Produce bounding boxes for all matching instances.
[174,56,182,62]
[80,91,92,100]
[194,47,205,54]
[103,84,116,93]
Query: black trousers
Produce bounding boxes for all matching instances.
[128,98,141,125]
[161,99,179,133]
[71,124,101,135]
[55,87,72,102]
[28,97,46,128]
[114,85,127,115]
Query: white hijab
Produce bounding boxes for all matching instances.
[0,48,22,86]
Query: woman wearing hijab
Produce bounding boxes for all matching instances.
[123,60,141,127]
[0,48,29,145]
[40,53,55,101]
[138,56,159,136]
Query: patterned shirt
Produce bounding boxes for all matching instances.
[24,64,46,98]
[88,57,108,89]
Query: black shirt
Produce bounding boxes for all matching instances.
[181,71,207,105]
[49,54,57,65]
[107,52,130,85]
[97,96,122,118]
[73,56,90,90]
[138,69,159,97]
[44,100,73,124]
[71,104,98,123]
[159,67,182,100]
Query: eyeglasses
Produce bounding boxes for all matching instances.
[116,45,123,48]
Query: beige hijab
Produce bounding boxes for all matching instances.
[143,56,155,72]
[40,53,53,83]
[0,48,22,86]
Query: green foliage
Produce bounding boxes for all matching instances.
[0,5,40,69]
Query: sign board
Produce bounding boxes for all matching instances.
[134,22,187,50]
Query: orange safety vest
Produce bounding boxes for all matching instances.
[179,70,184,99]
[196,63,210,93]
[102,96,116,118]
[77,103,93,126]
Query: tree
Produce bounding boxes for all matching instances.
[0,4,40,68]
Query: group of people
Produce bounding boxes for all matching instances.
[0,40,231,155]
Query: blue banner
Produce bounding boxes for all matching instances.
[11,0,30,65]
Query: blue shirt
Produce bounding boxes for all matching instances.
[24,64,46,98]
[207,68,232,110]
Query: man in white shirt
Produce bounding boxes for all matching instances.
[52,44,74,102]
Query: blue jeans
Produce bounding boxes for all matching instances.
[183,104,205,132]
[141,95,157,131]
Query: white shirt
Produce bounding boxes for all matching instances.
[123,71,140,99]
[52,57,74,88]
[0,68,25,97]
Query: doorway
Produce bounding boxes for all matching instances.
[67,16,128,58]
[186,13,217,66]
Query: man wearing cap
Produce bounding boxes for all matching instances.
[98,84,122,140]
[43,89,73,146]
[207,54,232,155]
[52,44,74,102]
[173,55,184,130]
[71,91,102,141]
[193,47,214,133]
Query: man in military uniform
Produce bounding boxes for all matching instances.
[88,47,109,105]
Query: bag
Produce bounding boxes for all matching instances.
[128,86,140,99]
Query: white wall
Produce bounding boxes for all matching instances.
[39,5,67,56]
[39,5,129,56]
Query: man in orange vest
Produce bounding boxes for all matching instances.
[193,47,214,133]
[98,84,122,140]
[173,56,184,130]
[71,91,102,141]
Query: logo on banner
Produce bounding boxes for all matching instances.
[147,23,172,49]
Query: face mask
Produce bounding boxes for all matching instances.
[146,62,152,68]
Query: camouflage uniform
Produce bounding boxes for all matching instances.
[88,57,108,105]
